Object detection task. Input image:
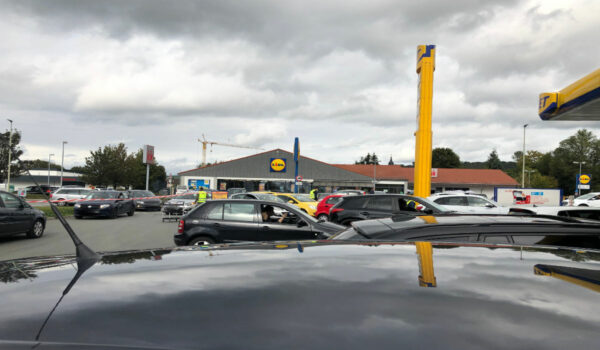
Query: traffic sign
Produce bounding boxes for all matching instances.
[431,168,438,178]
[296,175,303,182]
[579,174,591,184]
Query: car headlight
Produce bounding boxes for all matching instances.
[74,204,81,208]
[137,201,144,204]
[100,204,110,209]
[309,204,317,210]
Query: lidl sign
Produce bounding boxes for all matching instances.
[579,174,591,185]
[270,158,287,172]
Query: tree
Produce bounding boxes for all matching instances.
[0,130,23,183]
[355,153,380,165]
[432,148,460,168]
[485,150,502,169]
[82,143,129,187]
[21,159,61,171]
[388,156,394,165]
[125,149,167,191]
[69,165,87,174]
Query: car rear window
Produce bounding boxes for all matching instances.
[559,210,600,221]
[204,203,224,220]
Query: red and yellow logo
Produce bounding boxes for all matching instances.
[270,158,286,172]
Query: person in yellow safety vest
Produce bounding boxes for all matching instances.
[197,187,208,204]
[310,188,318,200]
[405,199,417,211]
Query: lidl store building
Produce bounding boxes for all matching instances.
[178,149,519,198]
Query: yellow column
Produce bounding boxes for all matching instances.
[414,45,436,198]
[416,241,436,287]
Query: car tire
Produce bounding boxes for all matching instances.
[579,204,589,207]
[26,220,45,239]
[74,215,82,219]
[127,207,135,216]
[188,236,215,246]
[317,214,329,221]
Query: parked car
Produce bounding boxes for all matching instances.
[333,189,365,195]
[74,191,135,219]
[566,192,600,206]
[230,191,286,203]
[23,184,54,196]
[315,194,344,221]
[50,187,92,206]
[127,190,162,211]
[268,192,318,216]
[162,192,198,216]
[428,192,508,214]
[0,190,46,239]
[175,185,189,194]
[227,187,247,196]
[332,214,600,249]
[329,194,450,225]
[2,241,600,349]
[174,200,344,246]
[509,206,600,220]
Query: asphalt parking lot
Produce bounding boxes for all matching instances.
[0,210,177,261]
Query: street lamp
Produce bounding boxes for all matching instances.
[522,124,528,188]
[48,154,55,186]
[573,161,586,196]
[60,141,68,187]
[6,119,13,191]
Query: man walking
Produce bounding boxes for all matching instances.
[310,188,319,201]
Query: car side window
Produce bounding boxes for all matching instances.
[560,210,600,221]
[481,235,510,243]
[326,197,341,205]
[277,195,295,203]
[204,204,224,220]
[421,235,474,242]
[260,204,299,225]
[223,203,256,222]
[366,197,393,210]
[0,193,22,209]
[511,235,546,245]
[435,196,468,206]
[468,196,493,207]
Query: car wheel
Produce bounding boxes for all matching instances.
[26,220,45,239]
[74,215,82,219]
[579,204,589,207]
[188,236,215,246]
[317,214,329,221]
[111,208,118,219]
[127,207,135,216]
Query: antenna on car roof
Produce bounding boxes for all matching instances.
[23,168,99,262]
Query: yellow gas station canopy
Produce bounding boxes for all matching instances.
[539,68,600,120]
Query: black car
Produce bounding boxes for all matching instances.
[332,214,600,249]
[329,194,450,225]
[1,241,600,349]
[74,191,135,219]
[174,199,344,245]
[0,190,46,239]
[127,190,162,211]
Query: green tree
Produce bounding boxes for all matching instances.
[485,150,502,169]
[82,143,129,187]
[21,159,61,171]
[125,149,167,191]
[432,148,460,168]
[355,153,380,165]
[0,130,23,183]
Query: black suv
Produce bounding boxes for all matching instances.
[332,214,600,249]
[0,190,46,239]
[174,199,344,245]
[329,194,449,225]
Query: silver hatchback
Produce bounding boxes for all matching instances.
[50,188,92,206]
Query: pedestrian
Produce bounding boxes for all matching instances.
[310,188,319,200]
[197,187,208,204]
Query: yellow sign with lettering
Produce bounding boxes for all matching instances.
[270,158,287,172]
[579,174,591,184]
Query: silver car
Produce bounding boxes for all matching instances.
[50,187,92,206]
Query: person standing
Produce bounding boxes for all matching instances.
[197,187,208,204]
[310,188,319,200]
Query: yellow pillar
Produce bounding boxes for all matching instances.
[416,241,436,287]
[414,45,435,198]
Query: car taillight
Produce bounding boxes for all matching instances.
[50,193,53,199]
[331,208,344,214]
[177,220,185,234]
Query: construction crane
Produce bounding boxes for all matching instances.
[198,134,264,167]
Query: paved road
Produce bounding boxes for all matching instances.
[0,211,178,261]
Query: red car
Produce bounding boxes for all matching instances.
[315,194,345,221]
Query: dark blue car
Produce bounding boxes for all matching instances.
[74,191,135,219]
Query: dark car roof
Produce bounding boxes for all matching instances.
[1,242,600,349]
[347,214,600,239]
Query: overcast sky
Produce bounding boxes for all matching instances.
[1,0,599,174]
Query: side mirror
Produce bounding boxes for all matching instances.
[485,203,495,208]
[288,200,294,204]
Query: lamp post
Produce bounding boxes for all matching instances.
[60,141,67,187]
[6,119,13,191]
[48,154,55,186]
[573,161,586,196]
[522,124,528,188]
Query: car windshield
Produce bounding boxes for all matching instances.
[293,194,314,202]
[85,192,119,199]
[178,193,198,200]
[252,193,286,203]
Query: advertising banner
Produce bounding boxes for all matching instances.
[188,179,210,190]
[143,145,155,164]
[494,188,563,207]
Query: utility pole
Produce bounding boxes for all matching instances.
[522,124,528,188]
[48,154,54,185]
[573,161,586,196]
[60,141,67,187]
[6,119,13,191]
